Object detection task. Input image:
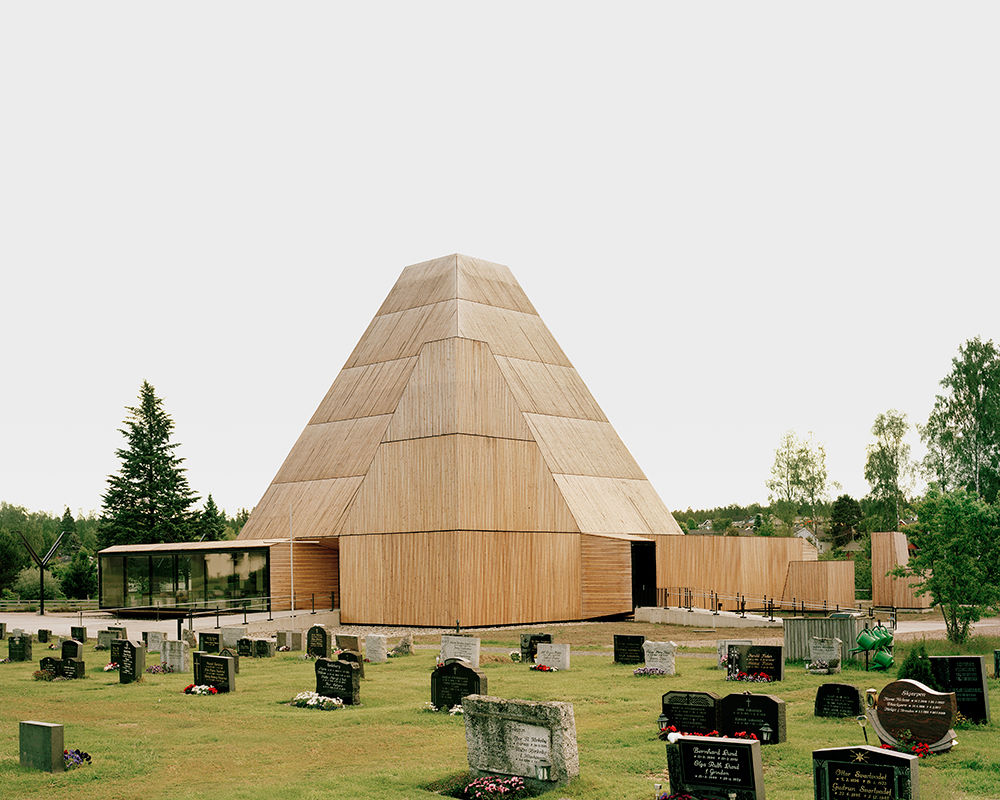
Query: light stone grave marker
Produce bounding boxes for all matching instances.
[808,637,842,674]
[439,634,480,668]
[643,641,677,674]
[366,634,388,664]
[535,642,570,671]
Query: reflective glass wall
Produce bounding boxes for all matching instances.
[100,549,269,610]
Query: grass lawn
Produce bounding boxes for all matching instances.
[2,627,998,800]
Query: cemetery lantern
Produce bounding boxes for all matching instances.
[536,759,551,782]
[657,713,669,733]
[759,723,773,744]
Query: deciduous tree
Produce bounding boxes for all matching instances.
[864,410,912,531]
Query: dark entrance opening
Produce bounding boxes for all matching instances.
[630,540,657,608]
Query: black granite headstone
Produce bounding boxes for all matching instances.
[813,745,918,800]
[192,651,206,684]
[111,639,145,684]
[237,638,254,658]
[666,735,765,800]
[661,691,721,734]
[70,626,86,642]
[718,692,787,744]
[315,658,360,705]
[219,646,240,674]
[200,654,235,692]
[930,655,990,724]
[335,634,360,653]
[519,633,552,664]
[61,639,84,661]
[814,683,865,718]
[0,622,6,639]
[307,626,331,659]
[61,658,86,679]
[9,635,32,662]
[253,639,275,659]
[37,629,50,644]
[994,649,1000,680]
[199,632,221,654]
[727,644,784,682]
[430,660,486,711]
[613,634,646,664]
[39,656,62,675]
[339,649,364,678]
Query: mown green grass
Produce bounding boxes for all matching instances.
[2,635,998,799]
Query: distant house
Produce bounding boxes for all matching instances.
[794,526,829,554]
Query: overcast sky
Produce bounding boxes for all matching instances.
[3,3,998,519]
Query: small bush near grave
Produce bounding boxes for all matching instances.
[508,651,521,662]
[144,663,174,674]
[461,775,530,800]
[183,684,218,695]
[897,642,943,689]
[634,666,667,676]
[63,749,91,770]
[32,669,56,681]
[290,691,343,710]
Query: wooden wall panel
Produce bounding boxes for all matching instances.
[871,531,931,608]
[554,475,683,535]
[580,534,633,617]
[781,561,855,608]
[309,357,417,424]
[457,255,537,315]
[525,414,645,479]
[494,356,607,421]
[345,300,458,368]
[238,477,362,540]
[652,535,812,603]
[384,338,531,442]
[338,435,579,534]
[339,531,581,626]
[458,301,570,366]
[376,255,458,316]
[269,539,339,612]
[273,415,392,483]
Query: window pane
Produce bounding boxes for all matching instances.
[100,556,125,607]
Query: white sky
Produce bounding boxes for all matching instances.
[2,3,998,519]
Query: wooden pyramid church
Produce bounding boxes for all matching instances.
[238,254,683,626]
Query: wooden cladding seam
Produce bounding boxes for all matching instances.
[269,540,339,612]
[580,534,632,617]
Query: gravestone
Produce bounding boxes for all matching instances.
[394,632,413,655]
[808,637,842,674]
[237,638,254,658]
[520,633,552,664]
[107,626,128,639]
[613,634,646,664]
[97,629,120,650]
[814,683,865,718]
[813,745,919,800]
[994,649,1000,679]
[199,632,221,653]
[315,658,360,705]
[277,631,302,651]
[718,692,787,744]
[930,655,990,724]
[717,638,752,668]
[9,634,32,662]
[200,654,235,692]
[665,735,764,800]
[306,625,332,659]
[463,695,579,789]
[254,639,276,658]
[61,639,84,661]
[661,691,721,735]
[365,634,388,664]
[60,658,86,679]
[220,626,247,649]
[535,642,570,671]
[19,721,64,772]
[335,633,361,653]
[439,634,481,668]
[39,656,62,675]
[727,644,784,682]
[431,660,486,710]
[182,628,198,649]
[161,640,188,672]
[110,639,145,684]
[146,631,167,653]
[868,679,957,753]
[191,651,206,684]
[0,622,5,639]
[643,641,677,674]
[219,646,240,673]
[37,629,51,644]
[70,626,86,643]
[338,649,364,677]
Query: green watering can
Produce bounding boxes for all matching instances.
[870,648,894,670]
[853,628,880,651]
[872,624,893,647]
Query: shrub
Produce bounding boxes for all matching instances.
[896,643,942,690]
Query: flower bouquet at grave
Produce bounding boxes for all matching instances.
[657,793,700,800]
[731,731,759,740]
[290,691,344,711]
[277,645,290,652]
[509,651,521,662]
[806,660,830,673]
[145,663,174,674]
[183,684,219,695]
[634,666,667,677]
[529,663,557,671]
[658,725,720,741]
[103,662,119,672]
[879,729,934,758]
[727,670,772,682]
[33,669,57,681]
[461,775,530,800]
[63,749,91,769]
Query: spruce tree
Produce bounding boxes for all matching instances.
[98,381,200,548]
[198,494,226,541]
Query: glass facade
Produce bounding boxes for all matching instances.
[100,548,269,610]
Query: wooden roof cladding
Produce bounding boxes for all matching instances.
[238,254,683,542]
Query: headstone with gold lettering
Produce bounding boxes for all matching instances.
[868,679,956,753]
[813,745,918,800]
[666,735,765,800]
